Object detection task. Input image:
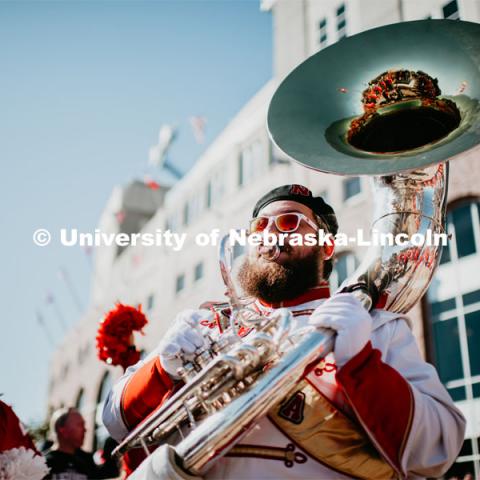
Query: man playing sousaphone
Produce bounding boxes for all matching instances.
[102,184,465,479]
[101,15,480,479]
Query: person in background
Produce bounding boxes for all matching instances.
[44,407,119,480]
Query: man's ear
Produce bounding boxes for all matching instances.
[322,242,335,260]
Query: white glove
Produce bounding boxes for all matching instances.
[129,444,203,480]
[158,309,213,379]
[309,293,372,368]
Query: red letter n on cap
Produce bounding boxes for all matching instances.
[289,185,311,196]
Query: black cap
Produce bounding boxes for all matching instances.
[252,184,338,235]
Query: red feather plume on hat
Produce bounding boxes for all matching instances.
[96,304,148,371]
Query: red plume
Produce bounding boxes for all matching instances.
[96,303,148,371]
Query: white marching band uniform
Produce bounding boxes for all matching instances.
[103,287,465,480]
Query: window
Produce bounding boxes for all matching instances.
[452,203,477,258]
[238,155,244,187]
[194,262,204,282]
[207,167,226,208]
[336,3,347,39]
[176,273,185,294]
[183,203,189,226]
[446,438,479,479]
[330,252,359,290]
[190,193,203,225]
[343,177,361,201]
[441,202,479,263]
[319,18,328,48]
[238,140,264,188]
[146,294,154,311]
[206,181,212,209]
[426,199,480,477]
[165,211,181,233]
[443,0,459,20]
[94,372,112,450]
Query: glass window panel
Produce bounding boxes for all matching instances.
[447,386,466,402]
[459,438,473,456]
[75,389,85,412]
[194,262,204,281]
[210,168,226,204]
[439,241,451,264]
[206,181,212,209]
[463,289,480,307]
[343,177,361,200]
[433,319,463,382]
[176,274,185,293]
[446,460,474,480]
[238,155,244,187]
[336,4,345,15]
[430,297,456,318]
[337,19,346,30]
[335,255,348,286]
[147,294,154,311]
[473,382,480,398]
[443,0,459,20]
[452,203,476,258]
[465,310,480,376]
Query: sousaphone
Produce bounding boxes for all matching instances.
[119,20,480,477]
[268,19,480,312]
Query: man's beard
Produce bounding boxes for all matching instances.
[237,247,322,304]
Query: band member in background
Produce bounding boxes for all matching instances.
[103,185,465,479]
[44,407,119,480]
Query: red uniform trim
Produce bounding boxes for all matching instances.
[336,342,414,474]
[120,357,174,430]
[258,284,331,308]
[374,292,388,309]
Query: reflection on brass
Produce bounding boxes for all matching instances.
[348,70,461,153]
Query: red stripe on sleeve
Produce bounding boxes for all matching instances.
[336,342,413,473]
[120,357,174,430]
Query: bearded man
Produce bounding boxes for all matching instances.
[103,184,465,480]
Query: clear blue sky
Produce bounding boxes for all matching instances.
[0,0,272,425]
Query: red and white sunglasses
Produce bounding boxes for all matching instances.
[249,212,319,234]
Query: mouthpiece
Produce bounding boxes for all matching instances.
[259,245,281,261]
